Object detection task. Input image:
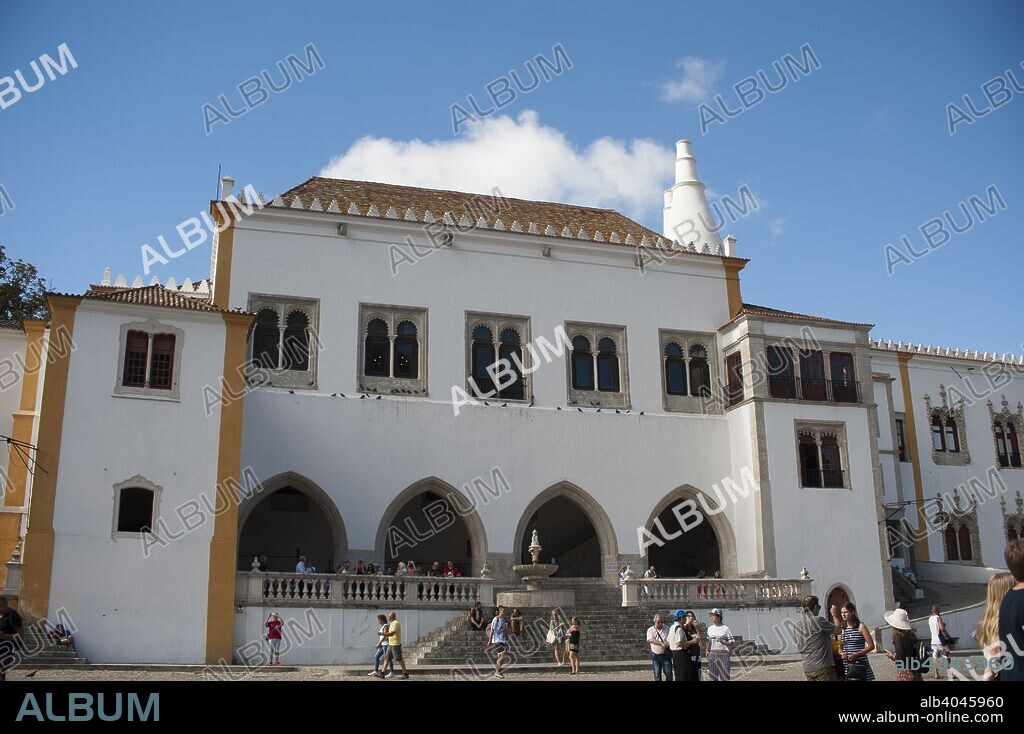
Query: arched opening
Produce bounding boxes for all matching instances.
[643,486,738,577]
[514,483,618,579]
[646,503,721,577]
[237,472,347,572]
[375,478,487,575]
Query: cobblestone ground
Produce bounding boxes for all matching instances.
[6,657,959,681]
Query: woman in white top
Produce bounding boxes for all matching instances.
[706,608,735,681]
[928,605,950,679]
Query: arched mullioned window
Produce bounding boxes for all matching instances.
[253,309,280,369]
[283,310,310,371]
[664,342,686,396]
[957,526,973,561]
[931,414,946,452]
[944,526,960,561]
[498,328,524,400]
[471,325,495,395]
[571,335,593,391]
[394,321,419,378]
[364,319,389,376]
[688,344,711,398]
[596,338,619,392]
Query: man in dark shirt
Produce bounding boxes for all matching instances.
[794,595,842,680]
[0,595,24,681]
[998,539,1024,681]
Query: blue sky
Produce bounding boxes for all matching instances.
[1,0,1021,353]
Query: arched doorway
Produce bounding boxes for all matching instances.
[514,483,618,578]
[374,478,487,575]
[643,486,738,577]
[827,585,851,614]
[237,472,347,572]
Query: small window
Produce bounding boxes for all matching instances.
[283,311,310,371]
[767,346,795,399]
[117,488,154,533]
[725,352,743,406]
[248,296,319,388]
[471,325,496,395]
[571,336,593,391]
[358,305,428,395]
[830,352,857,402]
[498,328,524,400]
[799,350,826,401]
[957,526,973,561]
[932,415,946,452]
[394,321,419,378]
[995,421,1009,467]
[895,418,908,462]
[122,331,149,388]
[944,417,960,453]
[688,345,711,398]
[596,338,619,392]
[944,526,959,561]
[1009,424,1022,468]
[664,343,687,396]
[364,319,390,377]
[799,434,821,488]
[253,309,280,369]
[116,323,181,399]
[820,435,843,488]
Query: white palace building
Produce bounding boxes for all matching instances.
[1,141,1021,665]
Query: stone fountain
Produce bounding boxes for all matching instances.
[496,530,575,608]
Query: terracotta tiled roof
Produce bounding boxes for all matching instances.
[83,285,227,313]
[735,303,874,328]
[273,177,737,258]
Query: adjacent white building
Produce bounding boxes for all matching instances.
[2,141,1019,664]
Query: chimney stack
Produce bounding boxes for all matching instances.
[221,175,234,200]
[662,140,724,252]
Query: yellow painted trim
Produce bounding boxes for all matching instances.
[20,296,81,620]
[211,203,235,311]
[722,260,746,318]
[4,321,46,507]
[205,311,255,663]
[898,352,929,561]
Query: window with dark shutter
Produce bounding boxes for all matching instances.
[117,488,154,533]
[364,319,389,377]
[596,338,619,392]
[571,336,593,391]
[122,330,149,387]
[149,334,175,390]
[665,343,686,396]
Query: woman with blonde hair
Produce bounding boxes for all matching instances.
[974,572,1014,681]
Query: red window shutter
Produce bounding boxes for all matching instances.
[149,334,175,390]
[122,331,148,387]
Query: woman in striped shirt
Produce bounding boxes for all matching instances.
[839,602,875,680]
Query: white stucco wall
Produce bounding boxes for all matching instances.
[45,303,227,663]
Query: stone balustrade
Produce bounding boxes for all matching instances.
[236,572,494,608]
[620,577,811,607]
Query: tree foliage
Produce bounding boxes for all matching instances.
[0,244,49,322]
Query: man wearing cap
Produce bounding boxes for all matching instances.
[794,595,842,681]
[668,610,691,681]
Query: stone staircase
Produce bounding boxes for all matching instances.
[403,580,772,667]
[8,623,90,669]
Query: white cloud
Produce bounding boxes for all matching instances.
[319,111,673,220]
[769,217,785,236]
[661,57,726,104]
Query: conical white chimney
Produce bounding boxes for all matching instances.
[662,140,724,252]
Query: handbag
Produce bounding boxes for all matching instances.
[845,658,869,681]
[938,628,954,646]
[546,629,556,645]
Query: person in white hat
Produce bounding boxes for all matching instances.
[883,608,922,681]
[706,608,735,681]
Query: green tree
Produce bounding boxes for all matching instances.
[0,245,49,322]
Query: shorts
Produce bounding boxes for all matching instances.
[931,644,949,657]
[493,643,507,654]
[804,666,837,681]
[386,644,403,662]
[569,643,579,653]
[268,637,281,654]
